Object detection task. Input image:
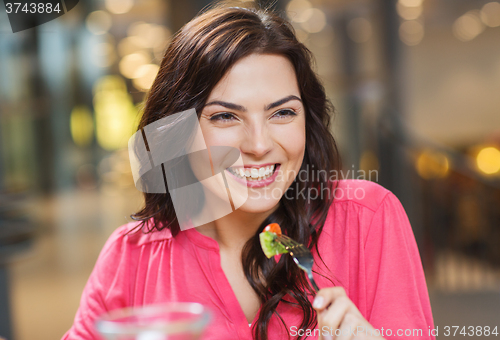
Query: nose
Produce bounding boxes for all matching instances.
[240,120,273,158]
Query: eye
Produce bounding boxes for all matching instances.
[210,112,237,122]
[271,109,297,119]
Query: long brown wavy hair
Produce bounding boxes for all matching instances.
[132,2,341,339]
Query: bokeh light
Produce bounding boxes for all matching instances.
[416,150,450,179]
[398,0,424,7]
[399,20,424,46]
[70,106,94,147]
[294,27,309,43]
[153,45,168,63]
[93,76,138,150]
[118,37,142,57]
[132,64,160,91]
[347,17,372,43]
[453,11,485,42]
[148,25,171,49]
[118,52,151,79]
[480,2,500,27]
[127,21,151,47]
[85,11,112,35]
[396,2,423,20]
[286,0,313,23]
[476,146,500,174]
[105,0,134,15]
[300,8,327,33]
[127,22,170,49]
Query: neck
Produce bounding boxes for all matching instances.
[196,208,275,251]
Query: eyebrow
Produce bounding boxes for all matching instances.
[204,95,302,112]
[265,95,302,110]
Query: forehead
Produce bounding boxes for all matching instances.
[207,54,301,104]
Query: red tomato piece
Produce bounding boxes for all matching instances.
[263,223,282,236]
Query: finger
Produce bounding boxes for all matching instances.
[318,295,351,334]
[334,312,361,340]
[313,286,348,313]
[317,297,351,340]
[314,287,349,340]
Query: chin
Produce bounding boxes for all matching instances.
[237,196,280,214]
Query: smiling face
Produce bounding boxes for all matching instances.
[198,53,306,214]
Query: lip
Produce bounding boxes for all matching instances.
[225,164,281,188]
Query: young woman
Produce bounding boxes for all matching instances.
[64,4,434,340]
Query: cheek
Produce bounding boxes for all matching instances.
[200,125,240,147]
[273,121,306,165]
[290,133,306,168]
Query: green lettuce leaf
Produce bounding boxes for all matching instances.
[259,231,288,258]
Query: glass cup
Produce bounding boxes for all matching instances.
[95,302,212,340]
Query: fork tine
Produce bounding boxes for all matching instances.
[276,236,294,247]
[281,235,306,248]
[277,239,298,251]
[276,238,288,246]
[277,236,308,255]
[278,235,298,245]
[278,235,300,248]
[279,236,307,250]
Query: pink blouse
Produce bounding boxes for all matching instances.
[62,179,435,339]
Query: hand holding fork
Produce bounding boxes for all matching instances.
[276,235,384,340]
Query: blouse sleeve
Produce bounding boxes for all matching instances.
[61,227,128,340]
[364,192,435,339]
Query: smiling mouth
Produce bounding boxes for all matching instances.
[226,164,279,181]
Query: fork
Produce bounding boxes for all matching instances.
[276,235,320,292]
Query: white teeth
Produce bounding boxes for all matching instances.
[228,164,277,181]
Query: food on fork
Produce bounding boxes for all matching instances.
[260,223,321,291]
[259,223,288,258]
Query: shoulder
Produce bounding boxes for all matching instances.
[330,179,392,212]
[91,221,175,281]
[101,220,174,255]
[319,180,396,240]
[328,180,413,245]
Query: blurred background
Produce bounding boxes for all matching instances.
[1,0,500,339]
